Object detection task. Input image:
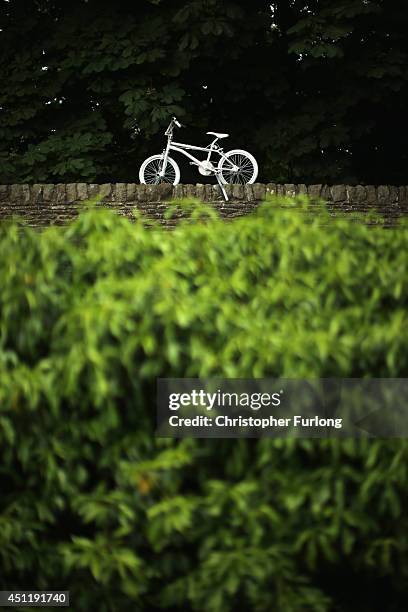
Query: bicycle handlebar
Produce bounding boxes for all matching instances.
[165,117,185,136]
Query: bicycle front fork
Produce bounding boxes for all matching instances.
[159,141,171,178]
[159,151,169,177]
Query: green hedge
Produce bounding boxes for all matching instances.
[1,198,408,611]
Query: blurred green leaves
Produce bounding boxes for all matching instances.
[1,198,408,609]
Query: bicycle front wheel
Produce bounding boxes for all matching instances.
[218,149,258,185]
[139,155,180,185]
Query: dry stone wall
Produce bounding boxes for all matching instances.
[1,183,408,227]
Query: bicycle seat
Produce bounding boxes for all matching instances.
[207,131,229,139]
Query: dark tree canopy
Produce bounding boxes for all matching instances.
[1,0,408,184]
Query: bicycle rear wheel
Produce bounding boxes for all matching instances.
[139,155,180,185]
[218,149,258,184]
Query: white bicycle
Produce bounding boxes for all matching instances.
[139,117,258,200]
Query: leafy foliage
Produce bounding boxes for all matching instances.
[1,1,408,183]
[1,198,408,610]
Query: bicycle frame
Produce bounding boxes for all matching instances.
[160,132,238,177]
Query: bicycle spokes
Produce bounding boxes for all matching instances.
[221,154,256,184]
[143,158,177,184]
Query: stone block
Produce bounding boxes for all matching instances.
[184,184,196,198]
[126,183,136,201]
[346,186,356,203]
[196,184,206,201]
[307,184,322,199]
[98,183,113,201]
[252,183,266,200]
[284,183,296,197]
[377,185,390,203]
[398,186,408,206]
[204,185,213,201]
[30,184,43,203]
[136,185,147,202]
[354,185,367,203]
[265,183,277,196]
[0,185,9,201]
[330,185,346,202]
[42,184,55,201]
[366,185,377,205]
[88,184,101,199]
[77,183,88,200]
[232,184,244,200]
[173,184,184,200]
[388,186,398,204]
[243,184,254,201]
[156,183,173,200]
[211,185,220,200]
[320,185,330,201]
[66,183,77,203]
[10,184,29,202]
[115,183,127,202]
[55,184,66,203]
[22,184,31,202]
